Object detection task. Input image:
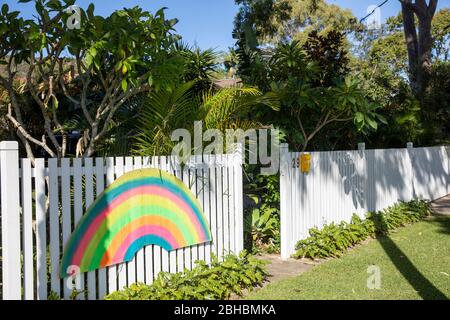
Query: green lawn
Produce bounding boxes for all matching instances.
[248,216,450,300]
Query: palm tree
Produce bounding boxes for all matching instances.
[175,42,220,93]
[133,81,279,157]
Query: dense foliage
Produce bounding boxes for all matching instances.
[104,252,268,300]
[0,0,183,160]
[233,1,450,150]
[293,200,432,260]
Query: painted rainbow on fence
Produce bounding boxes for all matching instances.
[60,168,211,278]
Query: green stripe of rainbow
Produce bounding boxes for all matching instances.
[60,168,212,278]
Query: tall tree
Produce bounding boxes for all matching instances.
[270,0,358,44]
[0,1,180,161]
[400,0,438,96]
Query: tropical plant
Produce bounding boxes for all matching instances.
[268,37,386,151]
[133,81,279,157]
[177,43,219,80]
[293,200,432,260]
[244,204,280,253]
[104,251,268,300]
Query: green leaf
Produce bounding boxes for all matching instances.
[355,112,364,123]
[147,74,153,87]
[366,116,378,130]
[1,4,8,15]
[121,79,128,92]
[377,114,387,125]
[87,3,95,19]
[52,96,59,109]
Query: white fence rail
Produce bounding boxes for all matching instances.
[280,143,450,259]
[0,141,244,300]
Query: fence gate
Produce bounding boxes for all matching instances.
[0,141,244,300]
[280,143,449,259]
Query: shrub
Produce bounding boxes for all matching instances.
[244,204,280,254]
[293,200,432,260]
[104,251,268,300]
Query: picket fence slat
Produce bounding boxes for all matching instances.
[49,159,60,296]
[21,159,34,300]
[34,159,47,300]
[85,158,96,300]
[223,158,230,255]
[216,156,224,257]
[61,159,72,299]
[203,155,212,263]
[72,158,85,299]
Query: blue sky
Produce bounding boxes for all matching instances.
[3,0,449,51]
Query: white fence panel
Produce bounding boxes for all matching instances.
[280,143,449,259]
[0,144,244,300]
[412,147,449,200]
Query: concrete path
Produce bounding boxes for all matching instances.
[431,195,450,216]
[257,254,316,284]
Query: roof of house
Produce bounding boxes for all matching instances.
[213,78,242,88]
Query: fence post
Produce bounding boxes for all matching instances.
[280,143,290,260]
[358,142,366,153]
[233,143,244,253]
[0,141,21,300]
[407,142,415,201]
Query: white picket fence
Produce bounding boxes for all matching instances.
[0,141,244,300]
[280,143,450,259]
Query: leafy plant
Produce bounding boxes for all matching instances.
[133,82,279,157]
[293,200,432,259]
[244,204,280,253]
[244,169,281,254]
[104,251,268,300]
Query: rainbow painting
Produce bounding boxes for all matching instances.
[60,168,212,278]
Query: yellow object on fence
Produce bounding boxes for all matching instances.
[300,154,311,173]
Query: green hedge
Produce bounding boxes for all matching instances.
[104,251,268,300]
[293,200,432,260]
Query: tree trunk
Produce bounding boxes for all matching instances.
[416,10,434,95]
[400,0,438,97]
[401,0,420,95]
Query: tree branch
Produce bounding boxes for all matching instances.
[6,104,56,157]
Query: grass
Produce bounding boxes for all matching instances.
[247,216,450,300]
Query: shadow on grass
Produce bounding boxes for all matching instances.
[377,234,448,300]
[432,215,450,235]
